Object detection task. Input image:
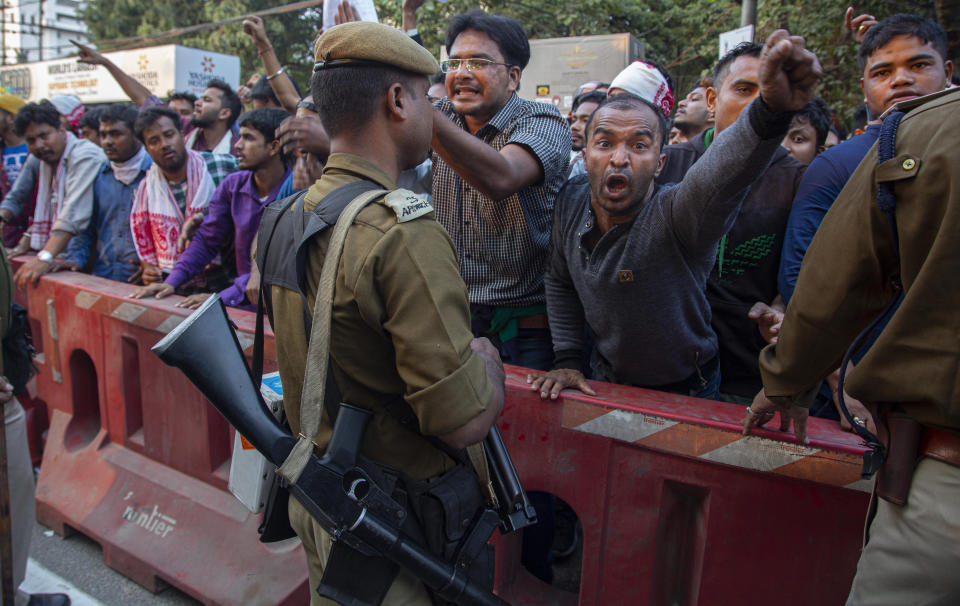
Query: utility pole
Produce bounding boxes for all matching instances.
[741,0,757,31]
[38,0,43,61]
[1,2,5,66]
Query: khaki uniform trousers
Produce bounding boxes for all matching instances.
[846,458,960,605]
[288,496,433,606]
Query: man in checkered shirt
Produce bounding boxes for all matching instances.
[431,9,570,372]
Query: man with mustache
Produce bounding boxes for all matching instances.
[528,30,821,401]
[567,90,606,180]
[622,42,809,404]
[670,77,714,145]
[75,43,242,158]
[0,100,105,289]
[131,108,290,310]
[56,104,151,282]
[431,9,571,371]
[126,106,236,288]
[700,42,808,404]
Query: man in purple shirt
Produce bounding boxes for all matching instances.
[131,108,290,309]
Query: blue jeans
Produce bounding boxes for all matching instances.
[690,363,721,400]
[500,327,554,372]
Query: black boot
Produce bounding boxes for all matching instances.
[26,594,71,606]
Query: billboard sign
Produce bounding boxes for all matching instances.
[0,45,240,103]
[718,25,755,59]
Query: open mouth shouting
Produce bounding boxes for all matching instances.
[604,172,631,199]
[452,83,482,100]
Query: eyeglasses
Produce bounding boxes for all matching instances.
[440,58,512,73]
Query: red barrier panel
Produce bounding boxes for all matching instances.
[24,269,307,606]
[21,264,870,605]
[492,369,870,606]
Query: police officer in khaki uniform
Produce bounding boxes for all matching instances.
[743,87,960,605]
[265,22,505,605]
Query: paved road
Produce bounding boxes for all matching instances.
[21,521,199,605]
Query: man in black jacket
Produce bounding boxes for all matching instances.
[655,43,807,403]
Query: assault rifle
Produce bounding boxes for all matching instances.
[152,295,531,606]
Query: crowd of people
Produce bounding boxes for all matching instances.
[0,3,957,604]
[0,6,948,434]
[0,5,951,426]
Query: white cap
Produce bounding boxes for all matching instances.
[48,95,85,127]
[609,61,674,118]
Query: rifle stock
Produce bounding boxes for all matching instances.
[152,295,296,467]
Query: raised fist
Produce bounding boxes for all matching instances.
[758,30,823,114]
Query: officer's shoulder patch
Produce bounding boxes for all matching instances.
[380,189,433,223]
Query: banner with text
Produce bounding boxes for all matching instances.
[0,45,240,104]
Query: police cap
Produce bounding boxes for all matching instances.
[314,22,439,75]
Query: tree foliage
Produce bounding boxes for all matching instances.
[937,0,960,60]
[375,0,742,100]
[373,0,945,126]
[755,0,937,125]
[83,0,952,129]
[82,0,321,98]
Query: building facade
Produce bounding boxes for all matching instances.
[1,0,90,66]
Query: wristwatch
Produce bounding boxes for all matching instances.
[37,250,54,263]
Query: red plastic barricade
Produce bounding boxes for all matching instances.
[22,269,308,606]
[21,265,870,605]
[492,368,870,606]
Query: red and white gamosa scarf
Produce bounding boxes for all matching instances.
[130,150,215,271]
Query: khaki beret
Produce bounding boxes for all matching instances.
[0,94,26,115]
[314,22,439,75]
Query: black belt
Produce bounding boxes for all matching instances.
[644,355,719,395]
[593,352,718,396]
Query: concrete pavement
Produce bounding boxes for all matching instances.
[21,522,199,605]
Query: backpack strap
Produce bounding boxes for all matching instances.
[252,182,383,387]
[278,187,387,484]
[294,181,383,301]
[836,110,906,479]
[263,183,488,492]
[252,190,308,389]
